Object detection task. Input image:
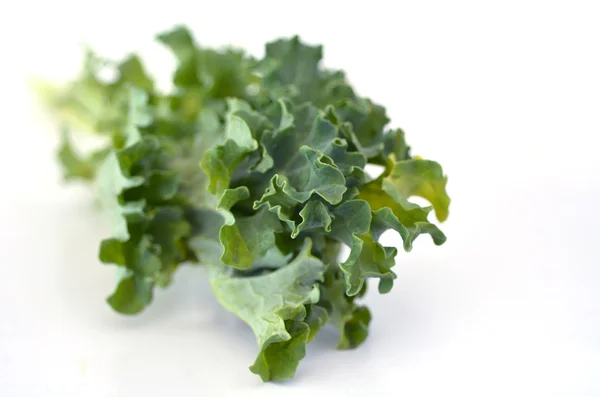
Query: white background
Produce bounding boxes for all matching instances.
[1,1,599,396]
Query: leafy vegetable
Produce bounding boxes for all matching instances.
[38,25,451,381]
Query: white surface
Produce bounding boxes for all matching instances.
[1,1,599,396]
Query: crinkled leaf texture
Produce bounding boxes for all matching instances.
[197,239,325,381]
[94,88,194,314]
[40,25,451,382]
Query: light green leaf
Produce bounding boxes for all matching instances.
[383,158,450,222]
[117,55,154,91]
[95,146,146,241]
[359,180,446,251]
[371,206,446,252]
[205,239,325,381]
[57,128,110,181]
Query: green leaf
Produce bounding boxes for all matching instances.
[216,187,283,269]
[304,305,329,342]
[157,25,201,87]
[106,275,154,315]
[220,207,283,270]
[99,235,161,276]
[39,27,452,381]
[383,128,411,161]
[329,200,372,245]
[145,207,191,275]
[95,144,147,242]
[57,128,110,181]
[95,110,169,238]
[37,51,155,136]
[37,50,117,133]
[249,101,365,243]
[156,25,196,62]
[226,98,275,173]
[260,103,348,204]
[359,179,446,251]
[117,55,154,91]
[343,234,397,296]
[252,174,300,233]
[329,200,396,295]
[334,98,389,155]
[93,88,194,314]
[200,110,259,196]
[205,239,325,381]
[98,206,192,314]
[294,200,333,238]
[262,36,322,103]
[158,25,254,98]
[317,266,371,349]
[383,158,451,222]
[286,146,347,203]
[371,206,446,252]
